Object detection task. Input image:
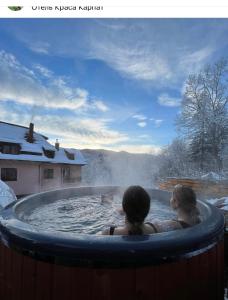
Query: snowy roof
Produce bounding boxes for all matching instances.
[0,122,86,165]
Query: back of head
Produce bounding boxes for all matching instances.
[173,184,200,219]
[122,186,150,234]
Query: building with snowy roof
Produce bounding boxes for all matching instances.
[0,121,86,196]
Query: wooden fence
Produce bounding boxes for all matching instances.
[159,178,228,198]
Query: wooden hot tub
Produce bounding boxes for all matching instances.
[0,186,225,300]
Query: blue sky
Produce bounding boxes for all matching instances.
[0,19,228,153]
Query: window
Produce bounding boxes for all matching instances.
[43,148,55,159]
[43,169,54,179]
[62,167,80,183]
[20,151,42,156]
[64,150,75,160]
[0,142,20,155]
[1,168,17,181]
[63,167,70,179]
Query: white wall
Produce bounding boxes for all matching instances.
[0,160,82,196]
[0,161,40,195]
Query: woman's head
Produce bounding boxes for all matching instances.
[122,186,150,227]
[171,184,197,213]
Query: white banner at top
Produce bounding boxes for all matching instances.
[2,0,228,5]
[1,0,228,17]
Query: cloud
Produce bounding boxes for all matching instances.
[132,114,147,121]
[89,40,172,84]
[150,118,164,128]
[0,101,128,149]
[180,46,214,75]
[138,134,150,139]
[92,100,109,112]
[138,122,147,128]
[158,93,181,107]
[0,50,129,149]
[85,20,220,87]
[0,99,163,154]
[0,50,110,113]
[133,114,148,127]
[5,19,226,90]
[154,119,163,128]
[29,42,50,54]
[34,64,53,78]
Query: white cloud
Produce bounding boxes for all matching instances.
[9,19,224,88]
[154,119,163,128]
[0,102,129,149]
[139,134,150,139]
[29,42,50,54]
[86,21,217,86]
[0,50,132,150]
[90,41,172,84]
[0,100,163,154]
[0,50,109,113]
[158,93,181,107]
[138,122,147,128]
[34,64,53,78]
[132,114,147,121]
[180,46,214,75]
[92,100,109,112]
[150,118,163,127]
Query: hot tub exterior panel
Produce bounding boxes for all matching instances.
[0,186,225,299]
[0,240,224,300]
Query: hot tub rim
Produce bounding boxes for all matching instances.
[0,186,225,268]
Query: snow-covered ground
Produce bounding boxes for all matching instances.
[0,180,17,209]
[201,171,226,181]
[206,197,228,211]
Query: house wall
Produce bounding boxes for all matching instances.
[0,160,82,196]
[40,164,62,192]
[71,165,82,180]
[0,161,40,196]
[62,165,82,186]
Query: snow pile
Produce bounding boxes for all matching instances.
[201,172,223,181]
[207,197,228,211]
[0,180,17,209]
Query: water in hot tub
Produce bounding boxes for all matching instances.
[24,194,176,234]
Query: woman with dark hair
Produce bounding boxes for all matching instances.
[102,185,157,235]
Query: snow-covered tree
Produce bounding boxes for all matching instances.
[177,59,228,172]
[156,138,194,179]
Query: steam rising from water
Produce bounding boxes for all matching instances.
[81,150,159,187]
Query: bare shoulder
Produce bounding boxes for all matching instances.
[143,223,157,234]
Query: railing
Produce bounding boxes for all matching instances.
[159,177,228,198]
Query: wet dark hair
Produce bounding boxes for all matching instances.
[122,185,150,235]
